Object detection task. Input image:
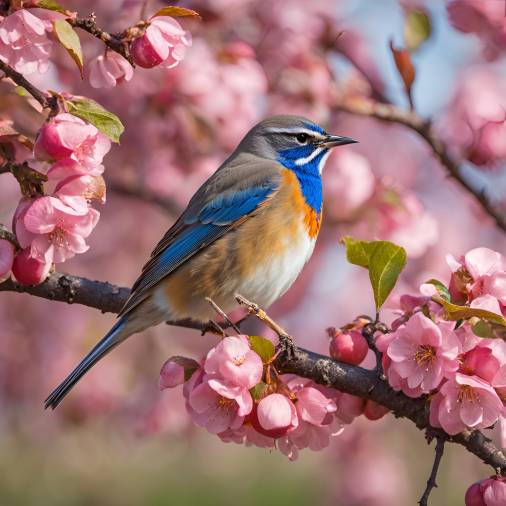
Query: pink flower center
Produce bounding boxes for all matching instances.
[48,225,68,246]
[412,345,436,367]
[457,385,479,404]
[233,355,245,366]
[217,396,236,412]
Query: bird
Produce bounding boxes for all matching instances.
[44,115,357,409]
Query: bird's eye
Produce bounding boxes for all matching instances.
[295,133,309,144]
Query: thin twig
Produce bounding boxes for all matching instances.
[205,296,240,333]
[419,436,446,506]
[336,98,506,233]
[235,293,291,338]
[68,15,135,64]
[0,223,19,248]
[0,60,57,111]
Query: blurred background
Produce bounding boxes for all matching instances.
[1,0,506,504]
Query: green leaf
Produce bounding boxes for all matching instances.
[37,0,67,14]
[368,242,407,311]
[152,6,201,19]
[404,8,432,52]
[53,20,83,77]
[472,319,494,338]
[343,237,407,311]
[343,236,373,268]
[14,86,28,97]
[433,296,506,327]
[65,97,124,143]
[248,335,275,364]
[424,279,451,302]
[249,381,268,401]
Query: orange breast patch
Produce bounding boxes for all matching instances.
[282,170,322,239]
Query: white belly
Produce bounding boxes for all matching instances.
[234,229,316,308]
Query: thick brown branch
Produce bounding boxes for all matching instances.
[1,274,505,474]
[336,98,506,233]
[0,59,57,111]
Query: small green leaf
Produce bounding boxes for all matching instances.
[404,8,432,52]
[53,20,83,77]
[424,279,451,302]
[344,237,407,311]
[38,0,67,13]
[248,335,275,364]
[368,242,407,311]
[472,319,494,338]
[433,296,506,327]
[65,97,124,143]
[14,86,28,97]
[343,236,372,268]
[250,381,268,401]
[152,6,201,19]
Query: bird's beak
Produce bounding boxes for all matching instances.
[321,135,358,148]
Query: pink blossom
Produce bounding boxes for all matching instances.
[204,335,263,390]
[47,158,104,179]
[88,52,134,88]
[34,113,111,171]
[462,346,501,383]
[447,247,506,312]
[131,16,191,69]
[187,376,252,434]
[14,196,99,264]
[55,174,106,211]
[255,393,298,437]
[159,356,200,390]
[0,9,58,75]
[430,373,503,435]
[447,0,506,60]
[159,361,185,390]
[466,477,506,506]
[0,238,15,281]
[438,67,506,168]
[385,312,460,395]
[335,392,366,423]
[11,247,51,285]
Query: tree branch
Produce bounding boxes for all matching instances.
[418,436,446,506]
[1,273,505,476]
[68,14,136,64]
[0,223,19,248]
[336,98,506,233]
[0,60,57,111]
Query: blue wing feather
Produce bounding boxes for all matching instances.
[119,181,278,316]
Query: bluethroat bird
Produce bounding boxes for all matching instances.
[45,115,357,409]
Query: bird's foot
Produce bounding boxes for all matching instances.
[277,333,296,361]
[201,319,227,337]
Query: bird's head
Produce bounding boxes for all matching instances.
[238,115,357,174]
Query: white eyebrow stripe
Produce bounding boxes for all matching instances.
[266,127,326,139]
[295,147,324,166]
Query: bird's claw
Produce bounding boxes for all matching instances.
[277,333,296,360]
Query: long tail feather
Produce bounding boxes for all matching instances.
[44,318,129,410]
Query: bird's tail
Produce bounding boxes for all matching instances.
[44,317,131,410]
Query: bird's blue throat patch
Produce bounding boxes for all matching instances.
[277,144,326,212]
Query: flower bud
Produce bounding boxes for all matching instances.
[0,239,15,281]
[363,400,389,421]
[251,393,297,438]
[329,330,369,365]
[12,248,51,285]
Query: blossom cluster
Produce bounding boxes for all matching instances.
[378,247,506,438]
[466,476,506,506]
[1,113,110,285]
[160,335,375,461]
[0,6,192,87]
